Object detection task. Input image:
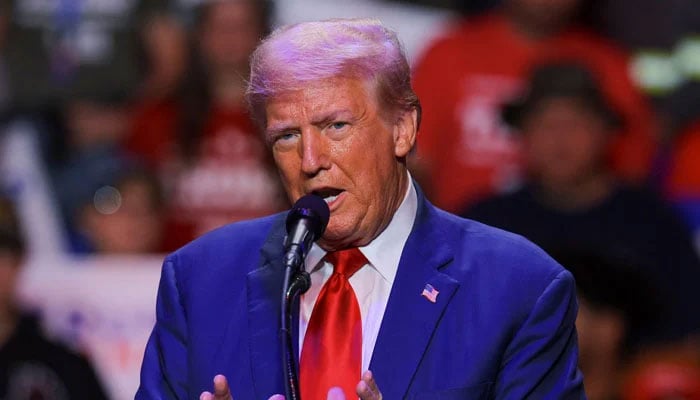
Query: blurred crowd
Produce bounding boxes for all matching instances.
[1,0,700,398]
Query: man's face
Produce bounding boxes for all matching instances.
[521,97,610,188]
[200,1,262,73]
[265,77,416,250]
[81,179,164,253]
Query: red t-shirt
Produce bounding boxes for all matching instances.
[412,13,657,212]
[665,120,700,199]
[127,98,286,250]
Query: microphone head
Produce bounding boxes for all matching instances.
[286,194,330,239]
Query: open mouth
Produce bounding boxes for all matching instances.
[312,188,344,204]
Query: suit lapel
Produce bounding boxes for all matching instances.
[369,195,460,399]
[246,216,290,398]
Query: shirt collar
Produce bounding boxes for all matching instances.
[305,173,418,285]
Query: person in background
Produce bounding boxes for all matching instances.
[664,120,700,247]
[75,167,166,254]
[581,0,700,247]
[621,351,700,400]
[126,0,286,251]
[581,0,700,147]
[134,11,189,103]
[411,0,656,213]
[0,195,109,399]
[51,77,136,252]
[2,0,167,115]
[552,250,661,400]
[465,61,700,347]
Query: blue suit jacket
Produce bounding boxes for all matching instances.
[136,191,585,399]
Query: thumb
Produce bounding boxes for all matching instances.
[327,387,346,400]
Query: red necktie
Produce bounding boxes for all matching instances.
[300,248,366,399]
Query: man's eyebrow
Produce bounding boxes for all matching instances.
[266,109,355,134]
[265,122,298,136]
[311,109,354,126]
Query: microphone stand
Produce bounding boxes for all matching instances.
[280,243,311,400]
[279,194,328,400]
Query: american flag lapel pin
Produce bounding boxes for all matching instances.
[421,283,439,303]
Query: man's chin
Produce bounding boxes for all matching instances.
[318,227,357,252]
[318,235,347,252]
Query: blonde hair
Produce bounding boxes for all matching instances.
[246,18,421,127]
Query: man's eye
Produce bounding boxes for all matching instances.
[271,132,299,150]
[275,132,298,142]
[330,122,348,130]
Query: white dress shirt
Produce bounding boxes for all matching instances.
[299,175,418,372]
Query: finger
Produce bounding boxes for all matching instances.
[327,387,346,400]
[357,381,380,400]
[356,370,382,400]
[362,370,380,394]
[268,395,286,400]
[213,375,232,400]
[200,392,213,400]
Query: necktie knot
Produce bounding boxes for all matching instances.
[324,248,367,278]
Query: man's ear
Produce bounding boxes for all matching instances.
[393,108,418,158]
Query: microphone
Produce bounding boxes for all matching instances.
[280,194,329,400]
[283,194,330,273]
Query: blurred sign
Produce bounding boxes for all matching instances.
[17,255,164,400]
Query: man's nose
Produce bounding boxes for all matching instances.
[300,129,330,176]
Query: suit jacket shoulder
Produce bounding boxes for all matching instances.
[369,200,584,399]
[136,213,288,399]
[434,206,567,302]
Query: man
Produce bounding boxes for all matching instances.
[550,251,659,400]
[0,196,109,399]
[76,167,166,253]
[411,0,656,213]
[465,62,700,347]
[136,18,584,399]
[127,0,286,251]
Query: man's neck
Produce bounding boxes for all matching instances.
[534,172,614,212]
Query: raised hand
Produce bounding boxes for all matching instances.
[291,370,383,400]
[200,370,382,400]
[200,375,232,400]
[355,370,382,400]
